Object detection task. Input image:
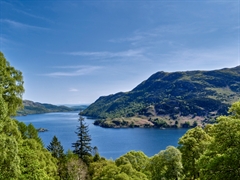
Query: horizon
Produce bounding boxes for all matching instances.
[1,0,239,104]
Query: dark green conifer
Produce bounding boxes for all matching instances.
[72,115,92,161]
[47,135,65,159]
[47,135,67,179]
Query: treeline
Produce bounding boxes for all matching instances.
[1,51,240,179]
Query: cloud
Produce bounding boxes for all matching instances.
[109,35,144,43]
[44,66,102,77]
[69,88,78,92]
[14,9,53,23]
[63,49,144,58]
[15,9,53,23]
[1,19,49,31]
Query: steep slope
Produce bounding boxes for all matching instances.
[81,66,240,127]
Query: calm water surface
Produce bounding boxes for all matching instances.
[16,112,188,159]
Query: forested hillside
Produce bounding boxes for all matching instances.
[82,66,240,128]
[17,100,74,116]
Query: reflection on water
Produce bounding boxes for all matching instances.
[16,112,188,159]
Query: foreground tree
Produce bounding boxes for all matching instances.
[0,52,24,116]
[90,158,148,180]
[197,101,240,179]
[149,146,183,180]
[178,126,211,179]
[72,115,92,162]
[0,52,58,179]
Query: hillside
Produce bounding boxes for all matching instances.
[81,66,240,128]
[17,100,83,116]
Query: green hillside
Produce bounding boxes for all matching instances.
[17,100,78,116]
[81,66,240,128]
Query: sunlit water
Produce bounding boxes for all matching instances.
[16,112,188,159]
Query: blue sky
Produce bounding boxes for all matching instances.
[1,0,239,104]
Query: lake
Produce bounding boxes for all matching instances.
[16,112,189,159]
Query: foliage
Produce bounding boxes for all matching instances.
[47,135,65,159]
[148,146,183,180]
[47,135,68,179]
[0,133,20,179]
[89,158,148,180]
[18,139,58,180]
[197,101,240,179]
[0,52,24,116]
[115,151,149,173]
[178,127,211,179]
[65,150,89,180]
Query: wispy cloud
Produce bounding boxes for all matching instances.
[109,35,144,43]
[44,66,102,77]
[69,88,78,92]
[1,19,49,31]
[15,9,53,23]
[109,21,226,48]
[64,49,144,58]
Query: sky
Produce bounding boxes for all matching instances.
[0,0,240,105]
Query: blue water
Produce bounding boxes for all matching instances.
[15,112,188,159]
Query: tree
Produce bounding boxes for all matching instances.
[0,132,21,179]
[149,146,183,180]
[47,136,67,179]
[0,53,58,179]
[89,159,148,180]
[0,52,24,116]
[197,101,240,179]
[72,115,92,162]
[0,89,21,179]
[47,135,65,159]
[65,150,89,180]
[18,139,58,180]
[115,151,150,179]
[178,126,211,179]
[115,151,149,173]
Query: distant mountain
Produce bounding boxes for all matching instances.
[17,100,86,116]
[81,66,240,128]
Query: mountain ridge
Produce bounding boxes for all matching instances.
[81,66,240,128]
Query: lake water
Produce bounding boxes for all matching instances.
[16,112,189,159]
